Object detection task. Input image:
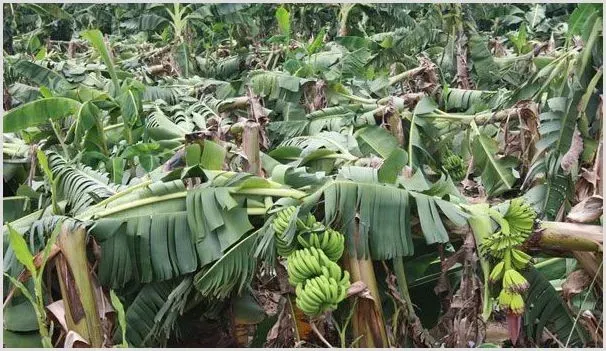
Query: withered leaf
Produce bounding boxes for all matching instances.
[567,195,603,223]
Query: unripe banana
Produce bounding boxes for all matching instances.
[340,270,351,287]
[502,269,529,293]
[509,292,525,315]
[328,277,339,301]
[280,220,351,316]
[498,289,514,307]
[489,261,505,283]
[297,227,345,261]
[511,248,532,269]
[314,275,331,301]
[442,152,466,182]
[289,252,351,316]
[273,206,300,257]
[504,198,536,239]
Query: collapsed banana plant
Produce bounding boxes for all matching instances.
[3,3,602,349]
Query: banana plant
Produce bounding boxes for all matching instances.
[3,3,602,349]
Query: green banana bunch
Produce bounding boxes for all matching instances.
[295,275,351,316]
[441,149,466,182]
[272,206,300,257]
[287,247,332,285]
[481,198,536,260]
[510,248,532,270]
[285,239,350,315]
[497,289,524,315]
[502,269,529,293]
[504,198,536,239]
[297,228,345,261]
[482,198,537,316]
[273,208,351,316]
[297,213,325,233]
[444,154,466,181]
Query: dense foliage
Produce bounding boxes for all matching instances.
[3,3,603,348]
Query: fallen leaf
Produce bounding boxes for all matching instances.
[255,290,281,316]
[561,127,583,174]
[579,310,603,345]
[64,330,89,348]
[562,269,592,301]
[265,303,285,344]
[566,195,603,223]
[47,300,68,332]
[346,280,373,300]
[575,167,598,202]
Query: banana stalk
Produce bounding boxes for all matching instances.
[342,220,389,347]
[242,120,262,177]
[463,204,494,321]
[55,223,104,347]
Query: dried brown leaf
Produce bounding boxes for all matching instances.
[547,33,556,53]
[561,127,583,174]
[566,195,603,223]
[265,300,290,346]
[575,167,599,202]
[255,290,282,316]
[455,35,473,90]
[579,310,603,346]
[432,232,485,347]
[561,269,592,301]
[346,280,374,301]
[489,38,507,57]
[64,330,90,348]
[384,271,436,347]
[47,300,69,332]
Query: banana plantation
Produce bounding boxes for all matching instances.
[3,3,604,348]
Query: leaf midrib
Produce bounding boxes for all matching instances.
[473,124,514,189]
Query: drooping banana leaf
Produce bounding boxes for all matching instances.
[89,184,254,288]
[47,151,122,215]
[471,129,518,196]
[12,60,72,92]
[124,278,191,347]
[193,228,260,299]
[90,212,197,288]
[82,29,120,95]
[3,97,82,133]
[523,266,589,347]
[315,166,414,260]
